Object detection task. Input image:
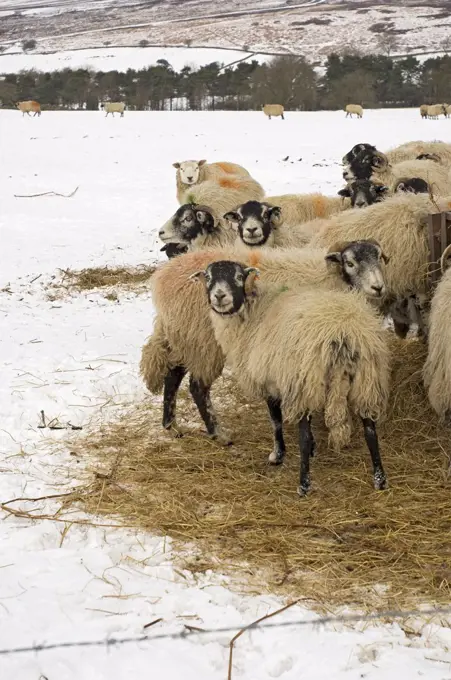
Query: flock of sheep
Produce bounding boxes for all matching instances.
[140,142,451,497]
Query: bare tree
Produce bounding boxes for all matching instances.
[376,32,399,57]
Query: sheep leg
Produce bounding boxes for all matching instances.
[266,397,285,465]
[298,415,314,496]
[162,365,186,435]
[189,376,232,445]
[361,418,387,491]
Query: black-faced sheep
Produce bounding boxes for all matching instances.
[342,143,377,166]
[140,240,388,444]
[191,260,389,495]
[394,177,429,195]
[158,203,239,252]
[337,179,389,207]
[343,149,450,196]
[423,244,451,422]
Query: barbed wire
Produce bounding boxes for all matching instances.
[1,604,451,657]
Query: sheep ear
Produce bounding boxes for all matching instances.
[173,162,181,169]
[189,270,207,283]
[244,267,260,295]
[224,211,240,229]
[198,159,207,167]
[395,182,406,192]
[372,153,388,169]
[269,206,281,225]
[441,245,451,273]
[196,209,210,224]
[375,184,389,194]
[325,252,342,265]
[338,188,350,198]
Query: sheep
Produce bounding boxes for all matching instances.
[191,260,390,495]
[101,102,125,117]
[158,202,237,252]
[384,141,451,166]
[140,240,388,443]
[16,100,41,117]
[393,177,429,194]
[160,242,188,259]
[423,244,451,422]
[262,192,352,228]
[225,190,387,250]
[416,153,441,163]
[262,104,284,120]
[181,176,264,217]
[343,148,451,196]
[420,104,429,119]
[342,143,377,166]
[309,192,451,300]
[173,160,252,203]
[427,104,443,120]
[345,104,363,118]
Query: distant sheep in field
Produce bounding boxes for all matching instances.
[17,100,41,117]
[420,104,429,119]
[173,159,252,203]
[101,102,125,117]
[262,104,285,120]
[140,240,389,446]
[426,104,443,120]
[423,244,451,423]
[345,104,363,118]
[192,260,390,495]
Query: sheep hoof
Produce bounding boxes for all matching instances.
[164,421,186,438]
[297,480,311,497]
[374,472,387,491]
[212,431,233,446]
[268,449,285,465]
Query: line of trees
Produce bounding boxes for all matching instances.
[1,53,451,111]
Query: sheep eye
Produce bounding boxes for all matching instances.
[236,273,244,282]
[346,261,355,269]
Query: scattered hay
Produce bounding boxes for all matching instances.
[66,337,451,611]
[67,265,156,290]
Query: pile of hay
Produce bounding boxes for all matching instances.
[67,337,451,610]
[46,265,156,300]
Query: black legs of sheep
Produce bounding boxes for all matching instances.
[362,418,387,491]
[163,365,186,434]
[162,366,231,444]
[266,406,386,495]
[266,397,286,464]
[298,415,315,496]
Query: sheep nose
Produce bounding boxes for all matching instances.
[187,176,193,181]
[355,200,367,208]
[371,284,383,295]
[158,229,165,237]
[247,227,258,236]
[214,291,226,302]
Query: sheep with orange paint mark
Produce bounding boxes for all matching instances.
[16,100,41,117]
[173,159,258,203]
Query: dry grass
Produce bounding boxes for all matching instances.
[45,265,157,300]
[66,337,451,611]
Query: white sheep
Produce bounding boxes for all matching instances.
[427,104,443,120]
[191,260,390,495]
[345,104,363,118]
[423,244,451,422]
[140,240,388,443]
[173,160,252,203]
[16,100,41,116]
[262,104,285,120]
[101,102,125,117]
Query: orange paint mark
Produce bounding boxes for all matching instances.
[218,177,241,190]
[247,251,261,268]
[312,194,326,218]
[216,162,238,174]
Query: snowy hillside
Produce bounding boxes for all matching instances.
[2,108,451,678]
[1,0,450,70]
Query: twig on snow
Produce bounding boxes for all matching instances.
[227,600,300,680]
[143,618,163,630]
[14,187,79,199]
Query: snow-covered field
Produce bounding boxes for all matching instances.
[2,108,451,679]
[0,46,269,74]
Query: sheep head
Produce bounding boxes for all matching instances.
[224,201,281,247]
[325,239,388,298]
[173,160,207,186]
[338,180,389,208]
[190,261,260,315]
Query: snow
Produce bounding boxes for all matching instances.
[0,46,270,74]
[2,108,451,678]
